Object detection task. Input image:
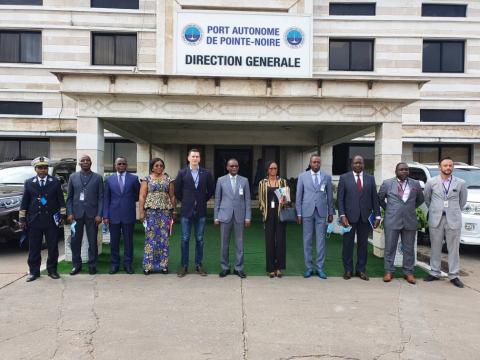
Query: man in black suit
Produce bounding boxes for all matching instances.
[174,149,215,277]
[19,157,66,282]
[337,155,381,281]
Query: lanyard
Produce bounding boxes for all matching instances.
[80,172,93,190]
[398,179,408,194]
[191,170,199,187]
[442,177,452,198]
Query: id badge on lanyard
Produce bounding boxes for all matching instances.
[79,190,85,202]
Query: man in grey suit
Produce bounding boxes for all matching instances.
[296,154,334,279]
[424,157,468,288]
[214,159,251,279]
[378,162,424,284]
[67,155,104,275]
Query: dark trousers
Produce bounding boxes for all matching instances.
[27,222,59,276]
[264,211,286,272]
[109,222,134,268]
[342,221,370,273]
[71,214,98,268]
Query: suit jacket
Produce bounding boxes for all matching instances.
[378,177,424,231]
[174,166,215,218]
[338,171,381,223]
[214,175,251,223]
[295,170,334,218]
[66,171,104,218]
[19,175,66,226]
[103,172,140,224]
[424,175,468,230]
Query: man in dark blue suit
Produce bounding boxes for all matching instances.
[103,157,140,274]
[337,155,381,281]
[174,149,215,277]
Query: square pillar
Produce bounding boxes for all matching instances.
[76,117,104,175]
[402,142,414,163]
[374,122,402,185]
[473,143,480,167]
[137,143,151,179]
[65,116,104,262]
[320,144,333,175]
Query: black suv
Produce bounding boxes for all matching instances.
[0,158,76,246]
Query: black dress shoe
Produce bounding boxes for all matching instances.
[124,266,134,274]
[424,275,440,282]
[343,271,352,280]
[48,272,60,279]
[109,267,119,275]
[450,278,464,288]
[143,269,151,275]
[356,271,369,281]
[89,267,97,275]
[26,274,39,282]
[233,270,247,279]
[219,269,230,278]
[70,267,81,276]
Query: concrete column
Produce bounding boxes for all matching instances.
[137,143,151,179]
[65,117,104,262]
[76,117,104,174]
[402,142,414,163]
[374,122,402,185]
[320,144,333,175]
[472,143,480,167]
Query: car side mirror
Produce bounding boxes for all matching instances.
[419,180,425,190]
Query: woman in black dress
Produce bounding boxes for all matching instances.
[258,161,289,278]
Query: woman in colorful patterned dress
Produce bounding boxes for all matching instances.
[139,158,176,275]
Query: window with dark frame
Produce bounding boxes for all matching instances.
[332,143,375,175]
[92,33,137,66]
[413,144,471,164]
[422,4,467,17]
[104,140,137,172]
[423,40,464,73]
[420,109,465,122]
[0,138,49,162]
[0,31,41,64]
[91,0,139,9]
[0,0,42,4]
[329,39,374,71]
[329,3,376,16]
[0,101,42,115]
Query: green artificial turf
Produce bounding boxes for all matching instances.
[57,210,427,278]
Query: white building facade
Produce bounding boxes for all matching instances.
[1,0,479,183]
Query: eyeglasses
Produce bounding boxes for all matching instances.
[116,162,126,165]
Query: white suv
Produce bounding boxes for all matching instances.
[408,162,480,246]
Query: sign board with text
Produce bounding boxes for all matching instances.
[174,11,312,78]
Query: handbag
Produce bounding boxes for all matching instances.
[279,207,297,223]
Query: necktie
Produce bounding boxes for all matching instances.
[40,179,45,187]
[314,173,319,190]
[119,174,124,193]
[356,174,362,192]
[231,176,236,192]
[398,181,405,197]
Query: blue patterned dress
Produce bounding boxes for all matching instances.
[143,175,173,272]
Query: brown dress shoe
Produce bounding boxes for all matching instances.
[177,266,188,277]
[404,274,416,284]
[383,272,393,282]
[195,265,207,276]
[356,271,369,281]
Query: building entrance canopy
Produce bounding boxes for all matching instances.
[54,72,427,182]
